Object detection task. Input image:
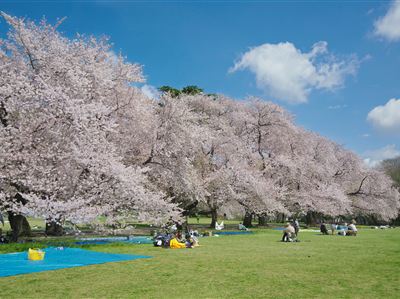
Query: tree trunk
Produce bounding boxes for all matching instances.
[305,211,322,226]
[8,212,31,242]
[210,209,217,228]
[391,214,400,226]
[22,217,31,235]
[258,214,268,226]
[45,220,64,236]
[243,212,253,228]
[276,213,286,223]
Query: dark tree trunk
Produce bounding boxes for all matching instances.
[305,211,322,226]
[243,212,253,228]
[391,214,400,226]
[181,200,199,216]
[8,212,31,242]
[355,215,381,226]
[355,215,366,225]
[7,192,31,242]
[22,217,31,234]
[258,214,268,226]
[45,220,64,236]
[276,213,286,223]
[210,209,218,228]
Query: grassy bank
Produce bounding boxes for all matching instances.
[0,228,399,298]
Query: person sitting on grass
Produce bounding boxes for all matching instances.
[185,229,199,247]
[170,233,189,249]
[238,222,249,231]
[347,221,358,236]
[282,223,295,242]
[185,234,199,247]
[338,225,347,236]
[320,222,329,235]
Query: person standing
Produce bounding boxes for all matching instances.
[331,222,337,235]
[292,219,300,237]
[320,222,329,235]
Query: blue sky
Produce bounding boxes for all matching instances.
[1,0,399,165]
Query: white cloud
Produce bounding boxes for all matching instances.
[363,144,400,168]
[374,1,400,41]
[141,84,160,100]
[367,98,400,133]
[230,41,359,104]
[363,158,379,168]
[362,133,370,138]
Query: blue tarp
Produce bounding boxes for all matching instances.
[125,237,153,244]
[215,231,253,235]
[0,247,151,277]
[75,236,153,245]
[79,237,129,241]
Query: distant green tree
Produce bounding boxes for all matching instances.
[181,85,203,95]
[158,86,181,98]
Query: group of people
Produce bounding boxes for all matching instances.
[281,219,359,242]
[320,220,358,236]
[170,230,200,248]
[281,219,300,242]
[145,217,360,246]
[154,219,200,249]
[153,230,200,249]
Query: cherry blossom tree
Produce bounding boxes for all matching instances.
[185,95,289,226]
[229,98,399,223]
[129,93,210,230]
[0,13,179,239]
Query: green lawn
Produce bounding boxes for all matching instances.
[1,217,46,232]
[188,216,242,225]
[0,229,399,298]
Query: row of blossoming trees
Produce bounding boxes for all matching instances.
[0,14,399,240]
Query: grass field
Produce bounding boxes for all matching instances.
[0,228,399,299]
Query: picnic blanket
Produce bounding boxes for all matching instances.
[75,236,153,245]
[0,247,150,277]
